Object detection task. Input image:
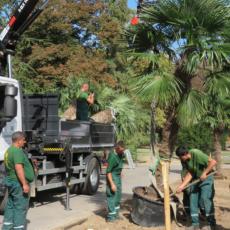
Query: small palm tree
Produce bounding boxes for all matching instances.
[93,86,145,142]
[125,0,230,157]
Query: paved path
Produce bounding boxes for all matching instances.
[0,162,182,230]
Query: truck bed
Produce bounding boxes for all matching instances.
[60,120,115,151]
[23,94,115,154]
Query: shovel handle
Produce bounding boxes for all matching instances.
[155,171,216,201]
[169,171,217,198]
[182,171,216,191]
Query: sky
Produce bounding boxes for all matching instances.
[128,0,137,9]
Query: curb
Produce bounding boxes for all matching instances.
[52,217,88,230]
[52,208,106,230]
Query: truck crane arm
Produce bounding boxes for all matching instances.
[0,0,48,51]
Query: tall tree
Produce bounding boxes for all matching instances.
[125,0,230,158]
[0,0,131,92]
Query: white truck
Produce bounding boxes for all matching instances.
[0,0,115,212]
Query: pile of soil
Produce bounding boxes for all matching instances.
[133,186,160,202]
[69,169,230,230]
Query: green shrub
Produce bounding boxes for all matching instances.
[176,123,214,153]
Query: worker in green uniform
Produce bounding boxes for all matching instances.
[76,83,94,121]
[181,162,205,221]
[3,131,35,230]
[106,141,125,222]
[176,146,217,230]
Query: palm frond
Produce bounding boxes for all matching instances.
[124,23,175,57]
[202,71,230,127]
[177,89,206,127]
[134,72,182,107]
[141,0,230,38]
[182,37,230,74]
[110,95,138,139]
[204,72,230,97]
[95,87,116,110]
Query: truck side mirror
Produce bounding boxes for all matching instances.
[5,84,18,96]
[3,85,18,120]
[4,96,17,120]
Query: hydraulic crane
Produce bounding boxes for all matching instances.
[0,0,49,76]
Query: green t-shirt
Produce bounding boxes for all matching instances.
[77,92,89,121]
[183,149,209,179]
[106,151,123,176]
[4,146,35,183]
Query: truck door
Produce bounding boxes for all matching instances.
[0,81,22,161]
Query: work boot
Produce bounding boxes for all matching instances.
[199,213,206,221]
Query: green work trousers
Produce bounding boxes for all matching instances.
[189,176,216,227]
[183,188,191,216]
[106,174,122,221]
[2,179,29,230]
[183,188,205,217]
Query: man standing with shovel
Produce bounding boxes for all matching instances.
[176,146,217,230]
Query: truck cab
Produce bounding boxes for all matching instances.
[0,76,22,161]
[0,77,22,211]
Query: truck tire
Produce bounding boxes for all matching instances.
[70,183,83,194]
[82,158,100,195]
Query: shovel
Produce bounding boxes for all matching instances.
[167,170,217,200]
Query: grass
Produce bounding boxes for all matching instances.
[222,150,230,156]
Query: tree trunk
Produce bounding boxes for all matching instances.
[158,110,179,157]
[213,128,224,178]
[151,108,179,192]
[150,100,156,155]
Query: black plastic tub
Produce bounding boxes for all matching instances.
[131,186,165,227]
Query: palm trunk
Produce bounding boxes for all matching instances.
[150,100,156,155]
[150,104,179,158]
[158,110,179,157]
[151,109,179,192]
[213,128,224,178]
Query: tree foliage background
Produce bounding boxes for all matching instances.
[0,0,152,150]
[0,0,229,159]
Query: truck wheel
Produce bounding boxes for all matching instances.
[82,158,100,195]
[70,183,83,194]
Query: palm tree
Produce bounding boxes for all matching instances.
[125,0,230,157]
[204,72,230,177]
